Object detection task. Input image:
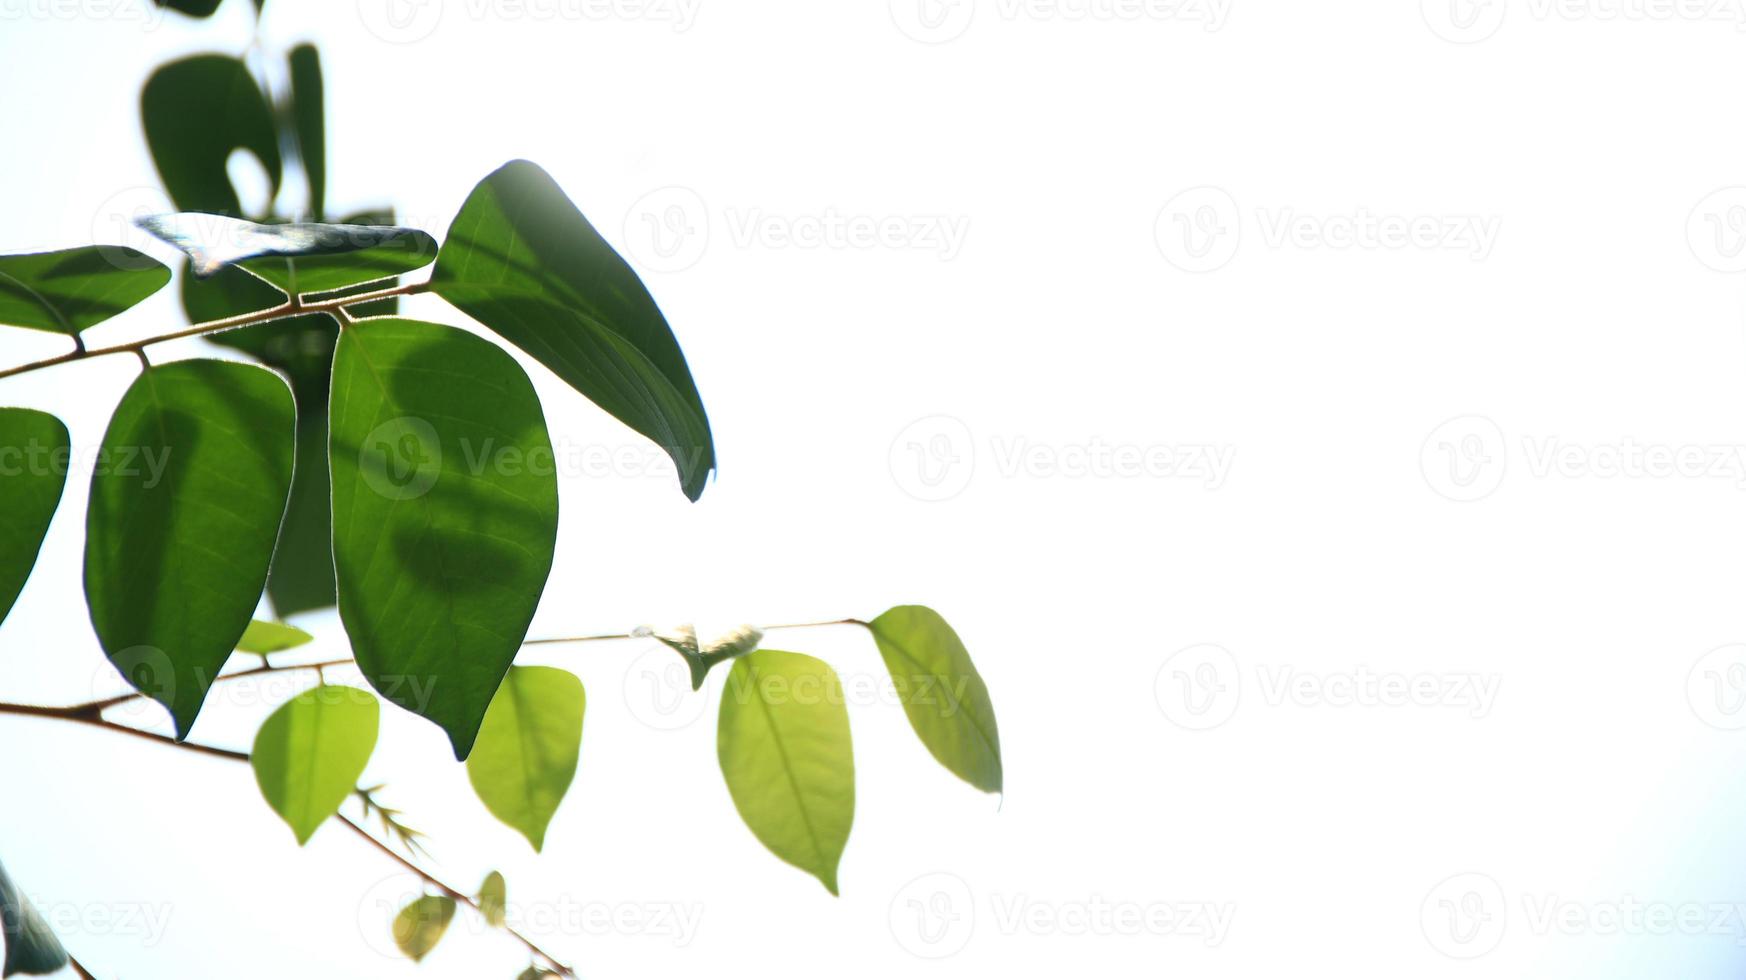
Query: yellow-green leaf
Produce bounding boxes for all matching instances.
[868,606,1002,793]
[235,619,313,655]
[392,895,455,962]
[477,871,506,928]
[466,667,584,851]
[717,650,854,895]
[251,685,379,845]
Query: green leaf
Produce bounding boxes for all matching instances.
[155,0,223,16]
[330,318,558,759]
[477,871,506,928]
[430,160,715,501]
[0,247,170,335]
[287,44,325,220]
[867,606,1002,793]
[195,211,399,618]
[251,685,380,845]
[137,213,436,291]
[0,409,69,630]
[0,859,68,978]
[466,666,584,851]
[392,895,455,962]
[142,55,281,216]
[84,360,295,738]
[235,619,313,655]
[717,650,855,895]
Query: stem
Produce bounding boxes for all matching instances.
[69,657,356,715]
[0,702,575,977]
[0,280,430,383]
[524,616,868,646]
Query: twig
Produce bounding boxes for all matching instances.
[0,279,430,382]
[69,657,356,715]
[524,616,868,646]
[0,701,575,977]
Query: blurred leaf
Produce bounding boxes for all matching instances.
[868,606,1002,793]
[0,858,68,977]
[392,895,455,962]
[466,666,584,851]
[142,55,281,215]
[645,623,763,690]
[477,872,506,928]
[235,619,313,655]
[717,650,855,895]
[430,160,715,501]
[154,0,223,15]
[287,44,324,220]
[136,212,435,289]
[251,685,380,844]
[329,318,557,759]
[0,247,170,335]
[85,360,294,738]
[0,409,68,630]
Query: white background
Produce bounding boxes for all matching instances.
[4,1,1746,977]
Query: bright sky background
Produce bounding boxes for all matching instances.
[5,2,1746,978]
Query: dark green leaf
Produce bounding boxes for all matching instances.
[0,248,170,335]
[466,666,584,851]
[330,318,558,759]
[137,213,435,290]
[392,895,455,962]
[0,409,69,629]
[718,650,855,895]
[85,359,295,738]
[235,619,313,655]
[867,606,1002,793]
[477,872,506,928]
[0,859,68,977]
[142,55,281,216]
[287,44,324,220]
[155,0,223,16]
[431,160,714,501]
[251,685,380,844]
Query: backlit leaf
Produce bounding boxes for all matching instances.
[287,44,325,220]
[329,318,558,759]
[0,248,170,335]
[477,872,506,928]
[717,650,854,895]
[867,606,1002,793]
[392,895,455,962]
[142,55,280,216]
[0,409,69,630]
[251,685,380,844]
[235,619,313,655]
[84,360,294,738]
[466,666,584,851]
[430,160,715,500]
[0,858,68,977]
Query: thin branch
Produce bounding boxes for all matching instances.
[525,616,868,646]
[0,703,575,977]
[69,657,356,715]
[0,279,430,382]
